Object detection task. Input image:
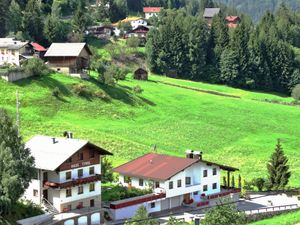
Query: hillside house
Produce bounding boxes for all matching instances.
[125,25,150,39]
[143,7,162,19]
[44,43,92,78]
[0,38,44,66]
[134,68,148,80]
[113,17,148,37]
[226,16,241,28]
[110,151,240,220]
[86,25,114,39]
[203,8,220,25]
[23,134,112,213]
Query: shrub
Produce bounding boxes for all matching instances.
[72,84,92,97]
[95,91,109,101]
[102,65,129,85]
[22,58,50,76]
[52,87,60,97]
[253,178,266,191]
[291,84,300,100]
[133,85,144,94]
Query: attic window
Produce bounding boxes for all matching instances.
[66,157,72,163]
[78,152,84,161]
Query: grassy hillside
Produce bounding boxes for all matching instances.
[249,210,300,225]
[0,72,299,187]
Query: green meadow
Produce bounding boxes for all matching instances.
[249,210,300,225]
[0,72,299,186]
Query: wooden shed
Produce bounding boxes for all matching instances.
[134,68,148,80]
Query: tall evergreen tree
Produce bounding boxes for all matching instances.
[220,48,239,85]
[0,109,35,214]
[23,0,44,42]
[0,0,10,37]
[267,139,291,190]
[124,205,157,225]
[8,0,23,34]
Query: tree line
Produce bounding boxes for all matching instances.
[146,4,300,94]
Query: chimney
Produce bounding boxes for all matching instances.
[63,131,73,139]
[193,151,201,159]
[185,150,194,159]
[199,151,203,160]
[52,137,58,144]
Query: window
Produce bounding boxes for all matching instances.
[155,181,160,188]
[66,189,72,197]
[33,170,38,180]
[169,181,173,189]
[124,176,131,183]
[203,185,208,192]
[89,167,95,175]
[33,189,38,197]
[150,202,155,208]
[89,150,95,158]
[193,191,198,195]
[90,183,95,192]
[139,179,144,186]
[203,170,208,177]
[78,186,84,194]
[66,157,72,163]
[185,177,191,185]
[213,168,217,176]
[66,171,71,180]
[212,183,217,190]
[78,152,84,161]
[78,169,83,178]
[177,179,182,188]
[90,199,95,207]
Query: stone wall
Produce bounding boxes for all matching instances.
[0,71,33,82]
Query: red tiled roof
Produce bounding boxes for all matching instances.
[113,153,199,181]
[143,7,162,13]
[31,42,47,52]
[226,16,240,22]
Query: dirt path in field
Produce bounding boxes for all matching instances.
[156,80,241,99]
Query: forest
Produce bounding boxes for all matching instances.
[0,0,300,94]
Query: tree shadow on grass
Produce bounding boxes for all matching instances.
[15,75,72,97]
[88,77,155,106]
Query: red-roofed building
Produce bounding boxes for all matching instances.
[29,42,47,59]
[226,16,240,28]
[143,7,162,19]
[110,151,240,220]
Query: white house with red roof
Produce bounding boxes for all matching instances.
[143,7,162,19]
[226,16,241,28]
[110,151,240,221]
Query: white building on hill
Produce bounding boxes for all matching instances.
[23,134,112,213]
[110,151,240,220]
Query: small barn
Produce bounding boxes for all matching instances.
[134,68,148,80]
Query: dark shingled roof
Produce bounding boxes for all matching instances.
[113,153,238,181]
[203,8,220,18]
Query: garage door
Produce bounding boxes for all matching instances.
[161,199,170,211]
[170,196,181,208]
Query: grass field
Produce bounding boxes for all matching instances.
[0,70,299,187]
[249,210,300,225]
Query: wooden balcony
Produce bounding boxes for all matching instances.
[44,174,101,189]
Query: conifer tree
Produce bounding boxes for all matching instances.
[125,205,157,225]
[0,109,35,214]
[267,139,291,190]
[8,0,22,33]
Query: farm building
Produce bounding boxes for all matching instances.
[110,151,240,221]
[226,16,241,28]
[203,8,220,25]
[143,7,162,19]
[44,43,92,78]
[134,68,148,80]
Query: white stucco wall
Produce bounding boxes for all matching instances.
[59,181,101,204]
[23,169,42,204]
[0,49,21,66]
[145,12,159,20]
[60,165,101,183]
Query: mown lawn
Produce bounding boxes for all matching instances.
[249,210,300,225]
[0,72,299,186]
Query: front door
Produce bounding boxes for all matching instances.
[184,193,190,204]
[43,189,48,200]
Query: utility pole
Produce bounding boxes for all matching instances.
[16,90,20,136]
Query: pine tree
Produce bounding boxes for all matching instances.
[125,205,157,225]
[23,0,44,42]
[72,0,89,32]
[8,0,23,33]
[0,109,35,215]
[267,139,291,190]
[220,48,239,85]
[0,0,10,37]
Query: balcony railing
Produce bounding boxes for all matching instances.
[44,174,101,189]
